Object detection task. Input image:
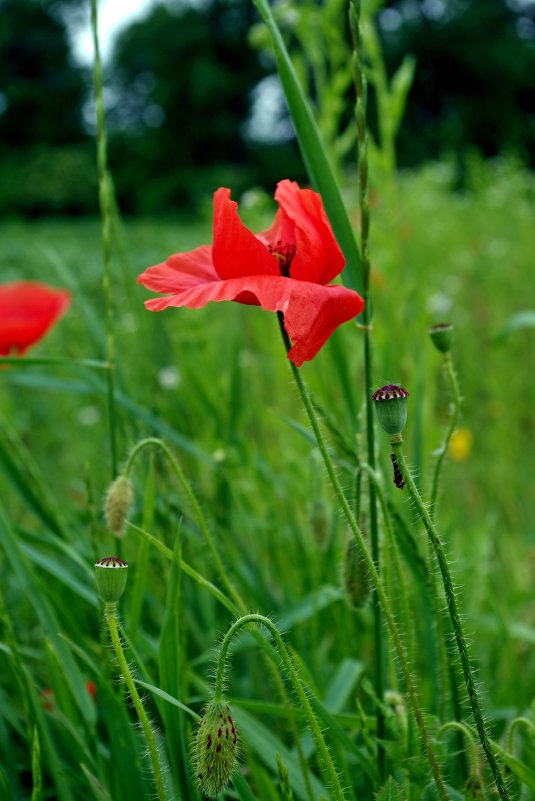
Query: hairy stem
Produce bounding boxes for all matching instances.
[278,318,447,801]
[392,443,510,801]
[430,353,461,518]
[214,614,346,801]
[105,603,167,801]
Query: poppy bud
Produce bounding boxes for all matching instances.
[372,384,409,437]
[429,322,453,354]
[462,775,485,801]
[194,700,238,798]
[344,536,371,609]
[95,556,128,603]
[104,475,134,537]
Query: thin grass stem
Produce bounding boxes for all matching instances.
[90,0,118,479]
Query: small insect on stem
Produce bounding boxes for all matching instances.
[390,453,405,490]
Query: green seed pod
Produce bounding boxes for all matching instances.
[429,322,454,354]
[344,536,371,609]
[372,384,409,437]
[104,475,134,537]
[194,700,238,798]
[95,556,128,603]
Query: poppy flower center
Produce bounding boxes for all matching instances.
[268,241,296,277]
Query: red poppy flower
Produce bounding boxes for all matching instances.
[0,281,71,357]
[138,180,364,366]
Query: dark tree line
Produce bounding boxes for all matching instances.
[0,0,534,215]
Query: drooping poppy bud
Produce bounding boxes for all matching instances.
[104,475,134,537]
[372,384,409,437]
[429,322,454,354]
[94,557,128,603]
[194,700,238,798]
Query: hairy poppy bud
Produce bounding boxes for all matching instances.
[104,475,134,537]
[372,384,409,438]
[95,556,128,603]
[429,322,453,354]
[194,700,238,798]
[463,775,485,801]
[344,536,371,609]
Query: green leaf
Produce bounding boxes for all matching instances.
[250,0,363,295]
[376,776,406,801]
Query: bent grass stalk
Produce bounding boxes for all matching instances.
[90,0,118,478]
[105,602,168,801]
[214,613,346,801]
[391,443,510,801]
[278,316,448,801]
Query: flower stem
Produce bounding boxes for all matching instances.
[214,614,347,801]
[105,603,167,801]
[391,443,510,801]
[278,316,447,801]
[437,721,479,777]
[430,353,461,519]
[349,0,385,772]
[90,0,118,479]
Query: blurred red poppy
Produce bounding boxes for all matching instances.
[0,282,71,357]
[138,180,364,366]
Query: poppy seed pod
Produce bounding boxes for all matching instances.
[104,475,134,537]
[372,384,409,437]
[194,700,238,798]
[95,556,128,603]
[429,322,453,354]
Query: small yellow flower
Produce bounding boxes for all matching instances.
[448,427,473,462]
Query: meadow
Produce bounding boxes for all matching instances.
[1,151,535,800]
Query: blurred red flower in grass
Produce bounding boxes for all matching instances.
[138,180,364,366]
[0,282,71,357]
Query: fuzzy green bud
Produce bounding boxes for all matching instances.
[104,475,134,537]
[194,700,238,798]
[372,384,409,437]
[95,556,128,603]
[309,498,330,549]
[344,536,371,609]
[462,775,485,801]
[429,322,454,354]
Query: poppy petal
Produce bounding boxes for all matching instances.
[0,282,71,356]
[145,274,364,366]
[274,180,345,285]
[212,188,280,279]
[137,245,218,294]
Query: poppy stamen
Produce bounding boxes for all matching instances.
[268,240,296,277]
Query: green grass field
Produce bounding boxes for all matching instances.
[1,157,535,800]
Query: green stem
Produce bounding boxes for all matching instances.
[90,0,118,478]
[430,353,461,519]
[278,321,447,801]
[349,1,385,774]
[105,603,167,801]
[507,716,535,755]
[391,443,510,801]
[437,721,479,777]
[214,614,346,801]
[124,437,243,611]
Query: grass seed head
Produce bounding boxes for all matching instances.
[105,475,134,537]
